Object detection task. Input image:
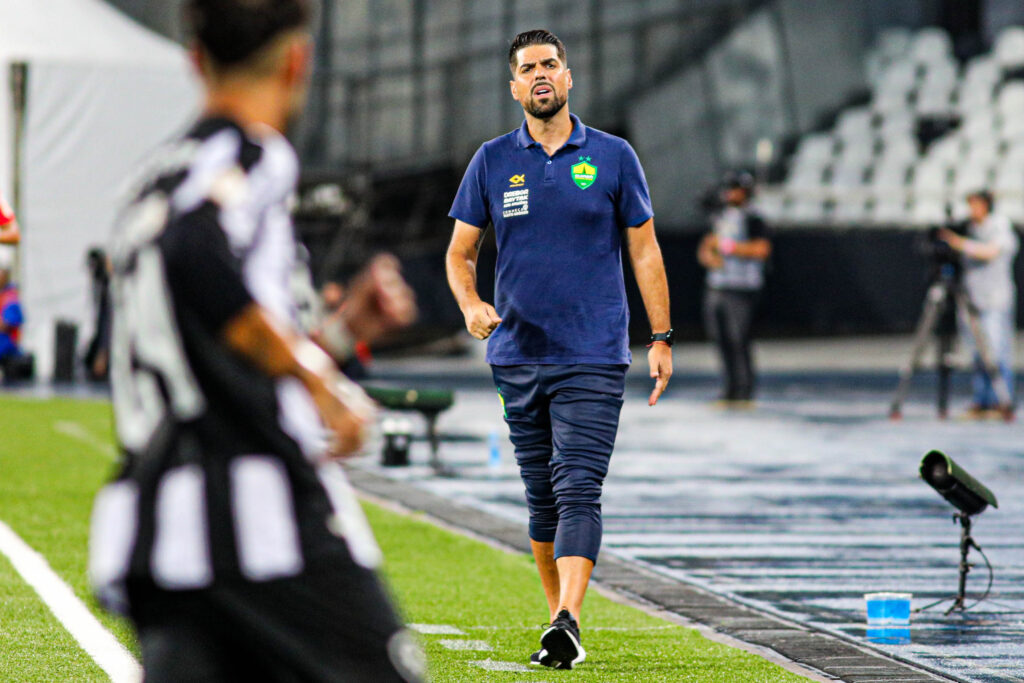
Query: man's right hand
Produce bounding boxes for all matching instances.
[463,300,502,339]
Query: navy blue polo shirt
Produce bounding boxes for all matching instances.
[450,113,653,365]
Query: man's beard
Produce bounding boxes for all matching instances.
[524,91,567,119]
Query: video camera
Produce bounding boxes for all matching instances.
[919,208,968,275]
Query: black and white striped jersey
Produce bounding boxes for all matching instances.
[89,117,381,614]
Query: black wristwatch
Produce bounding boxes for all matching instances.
[648,329,674,347]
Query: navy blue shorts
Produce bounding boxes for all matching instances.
[491,364,627,563]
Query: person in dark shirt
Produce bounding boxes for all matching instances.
[447,28,672,670]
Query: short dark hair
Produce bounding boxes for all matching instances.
[185,0,311,68]
[968,190,994,210]
[508,29,567,72]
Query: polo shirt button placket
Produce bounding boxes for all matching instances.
[544,158,554,182]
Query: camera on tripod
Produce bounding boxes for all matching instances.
[920,212,968,274]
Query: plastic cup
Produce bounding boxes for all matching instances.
[864,592,912,625]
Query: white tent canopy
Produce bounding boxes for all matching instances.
[0,0,199,378]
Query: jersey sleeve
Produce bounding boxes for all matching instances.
[449,146,490,229]
[159,202,254,334]
[616,141,654,229]
[0,197,15,227]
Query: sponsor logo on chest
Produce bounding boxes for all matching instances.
[571,156,597,190]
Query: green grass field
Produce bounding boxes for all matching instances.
[0,395,809,682]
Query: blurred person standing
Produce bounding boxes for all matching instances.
[0,249,24,363]
[0,192,21,245]
[87,1,422,681]
[447,29,672,670]
[939,191,1019,416]
[697,171,771,405]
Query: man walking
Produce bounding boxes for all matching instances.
[446,29,672,670]
[88,2,422,680]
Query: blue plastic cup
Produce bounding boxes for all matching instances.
[864,592,912,625]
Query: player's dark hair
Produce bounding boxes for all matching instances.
[185,0,311,68]
[968,190,994,210]
[508,29,567,72]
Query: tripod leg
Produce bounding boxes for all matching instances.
[937,332,954,419]
[890,283,947,418]
[954,291,1014,415]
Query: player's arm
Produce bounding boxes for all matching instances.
[223,305,368,456]
[445,219,502,339]
[720,215,770,261]
[626,218,673,406]
[939,230,1002,261]
[163,205,368,457]
[697,232,722,269]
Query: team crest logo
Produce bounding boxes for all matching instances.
[571,157,597,190]
[509,174,525,187]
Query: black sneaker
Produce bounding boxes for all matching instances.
[539,609,585,669]
[529,649,545,666]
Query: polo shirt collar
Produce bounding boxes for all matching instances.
[516,112,588,150]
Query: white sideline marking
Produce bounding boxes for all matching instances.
[439,639,493,651]
[53,421,118,460]
[471,659,533,672]
[0,520,141,682]
[408,623,465,635]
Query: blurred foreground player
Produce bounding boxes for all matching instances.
[697,171,771,405]
[87,1,423,681]
[447,29,672,670]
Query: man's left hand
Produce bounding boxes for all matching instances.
[647,342,673,406]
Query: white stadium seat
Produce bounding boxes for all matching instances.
[871,158,911,188]
[997,82,1024,118]
[878,135,918,164]
[926,135,965,165]
[830,159,868,188]
[952,162,993,196]
[994,26,1024,71]
[835,107,874,143]
[871,190,910,224]
[910,28,953,66]
[993,159,1024,195]
[793,134,835,167]
[912,158,950,195]
[964,137,1001,166]
[961,109,999,142]
[911,198,947,225]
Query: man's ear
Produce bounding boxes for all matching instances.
[283,37,312,87]
[566,68,573,91]
[510,79,520,103]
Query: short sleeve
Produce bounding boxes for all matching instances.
[449,146,491,229]
[747,213,769,239]
[0,197,15,227]
[616,142,654,229]
[159,203,254,334]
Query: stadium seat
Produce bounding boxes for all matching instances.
[878,135,918,164]
[996,82,1024,118]
[876,60,918,98]
[965,137,1001,166]
[952,162,993,196]
[832,195,871,224]
[830,158,869,188]
[793,134,835,167]
[871,158,912,188]
[878,112,916,140]
[961,109,999,142]
[911,197,947,225]
[753,189,785,222]
[993,159,1024,195]
[926,135,965,165]
[910,28,953,66]
[912,158,951,195]
[786,197,827,224]
[994,25,1024,71]
[997,196,1024,223]
[835,107,874,144]
[871,191,910,224]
